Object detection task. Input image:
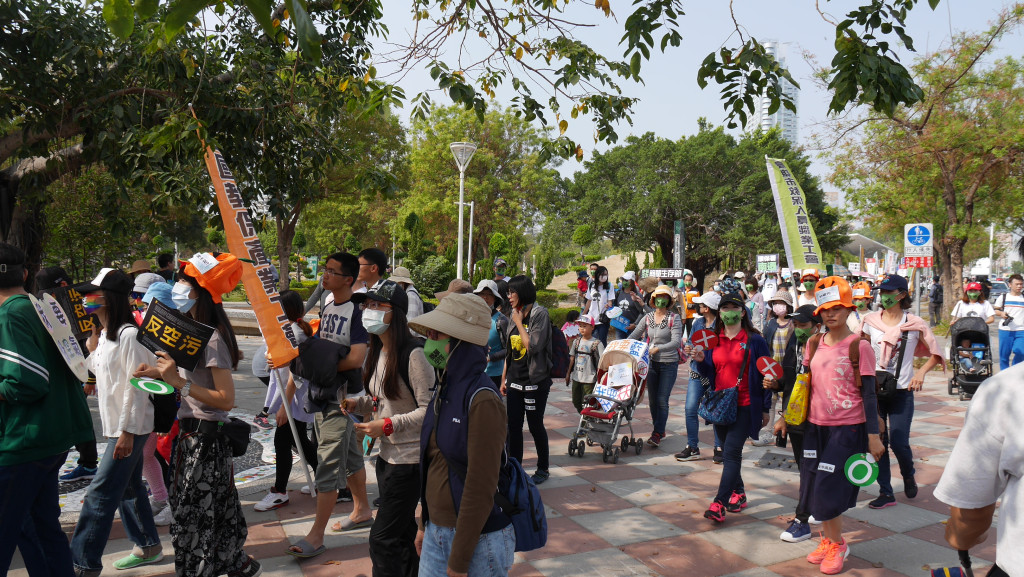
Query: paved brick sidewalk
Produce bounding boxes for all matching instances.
[10,364,991,577]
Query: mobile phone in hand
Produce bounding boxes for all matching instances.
[775,431,788,448]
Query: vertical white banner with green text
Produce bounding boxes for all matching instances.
[766,157,823,270]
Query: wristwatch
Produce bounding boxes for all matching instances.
[180,380,192,398]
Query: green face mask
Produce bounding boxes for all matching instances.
[589,270,596,277]
[880,294,900,310]
[665,280,676,288]
[803,280,816,291]
[967,291,981,301]
[746,285,754,292]
[655,297,670,309]
[424,338,451,369]
[795,327,813,343]
[855,300,869,311]
[495,267,506,276]
[721,310,742,325]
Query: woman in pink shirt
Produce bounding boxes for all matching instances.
[798,277,884,575]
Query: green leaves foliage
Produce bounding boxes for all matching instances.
[103,0,135,39]
[696,40,799,129]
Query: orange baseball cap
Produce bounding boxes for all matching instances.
[181,252,243,304]
[813,276,855,315]
[852,281,872,300]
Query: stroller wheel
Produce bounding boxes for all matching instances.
[621,437,630,452]
[568,439,577,456]
[602,449,609,464]
[586,438,594,447]
[612,448,620,464]
[577,441,585,457]
[948,379,955,396]
[635,440,643,455]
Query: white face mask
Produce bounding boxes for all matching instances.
[171,282,196,313]
[599,275,608,283]
[363,308,390,335]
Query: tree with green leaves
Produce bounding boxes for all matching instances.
[828,5,1024,312]
[93,0,947,163]
[557,124,843,288]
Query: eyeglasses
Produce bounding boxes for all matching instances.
[322,270,352,278]
[362,301,392,311]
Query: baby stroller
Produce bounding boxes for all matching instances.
[948,316,993,401]
[568,339,649,464]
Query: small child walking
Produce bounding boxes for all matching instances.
[567,314,605,413]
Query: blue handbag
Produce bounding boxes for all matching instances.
[697,345,749,425]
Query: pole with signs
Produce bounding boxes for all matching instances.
[673,221,684,269]
[905,223,934,318]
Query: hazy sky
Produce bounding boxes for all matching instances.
[375,1,1023,185]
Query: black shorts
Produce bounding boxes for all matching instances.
[798,421,868,522]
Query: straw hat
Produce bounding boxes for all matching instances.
[638,275,659,293]
[129,259,152,275]
[408,293,491,346]
[648,284,675,307]
[767,289,793,307]
[389,266,413,285]
[435,278,474,301]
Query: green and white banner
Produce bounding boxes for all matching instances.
[766,157,823,270]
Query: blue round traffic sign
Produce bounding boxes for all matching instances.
[907,226,930,246]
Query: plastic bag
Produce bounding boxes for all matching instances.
[784,372,810,426]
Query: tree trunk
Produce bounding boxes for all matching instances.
[6,198,46,290]
[276,215,295,293]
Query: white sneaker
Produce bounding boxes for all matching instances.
[149,498,168,516]
[153,506,173,527]
[300,485,311,495]
[809,515,822,525]
[254,491,289,512]
[751,432,774,447]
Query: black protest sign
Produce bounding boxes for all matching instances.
[136,299,215,372]
[43,284,99,340]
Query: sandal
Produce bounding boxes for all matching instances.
[331,516,374,532]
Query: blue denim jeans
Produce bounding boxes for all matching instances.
[71,434,160,572]
[684,373,723,450]
[998,329,1024,370]
[876,390,916,496]
[0,452,74,577]
[647,361,679,436]
[418,522,515,577]
[713,406,751,504]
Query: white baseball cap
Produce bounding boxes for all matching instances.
[693,292,722,310]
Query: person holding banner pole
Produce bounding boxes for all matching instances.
[254,290,318,512]
[70,268,163,575]
[134,255,263,577]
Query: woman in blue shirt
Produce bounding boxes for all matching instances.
[474,280,508,385]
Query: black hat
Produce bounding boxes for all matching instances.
[787,304,821,324]
[79,268,133,295]
[35,266,71,292]
[361,279,408,315]
[877,274,909,293]
[718,291,745,310]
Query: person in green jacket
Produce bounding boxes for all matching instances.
[0,243,93,576]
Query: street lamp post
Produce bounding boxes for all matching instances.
[467,200,475,279]
[450,142,478,280]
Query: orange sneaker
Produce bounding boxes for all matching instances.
[820,539,849,575]
[806,535,832,564]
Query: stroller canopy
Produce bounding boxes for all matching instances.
[599,339,651,380]
[951,316,990,345]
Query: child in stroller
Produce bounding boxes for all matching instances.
[948,316,993,400]
[568,339,649,464]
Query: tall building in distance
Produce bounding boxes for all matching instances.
[747,40,799,145]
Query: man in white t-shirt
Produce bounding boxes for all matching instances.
[994,274,1024,370]
[935,362,1024,576]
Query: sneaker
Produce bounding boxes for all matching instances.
[703,501,726,523]
[337,488,353,503]
[809,515,822,525]
[752,431,774,446]
[113,549,163,570]
[675,446,701,462]
[646,433,662,448]
[807,536,833,564]
[149,498,168,516]
[725,491,747,513]
[252,414,273,431]
[60,465,97,482]
[532,469,550,485]
[868,493,896,509]
[820,540,850,575]
[713,447,724,464]
[254,490,289,512]
[904,476,918,499]
[301,485,311,495]
[153,506,173,527]
[228,556,262,577]
[781,520,812,543]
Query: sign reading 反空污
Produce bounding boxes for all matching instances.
[43,283,98,340]
[136,299,215,372]
[766,158,823,270]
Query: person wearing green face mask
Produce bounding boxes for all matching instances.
[860,273,945,511]
[493,257,511,282]
[686,292,773,524]
[769,303,820,542]
[628,285,683,448]
[797,269,820,308]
